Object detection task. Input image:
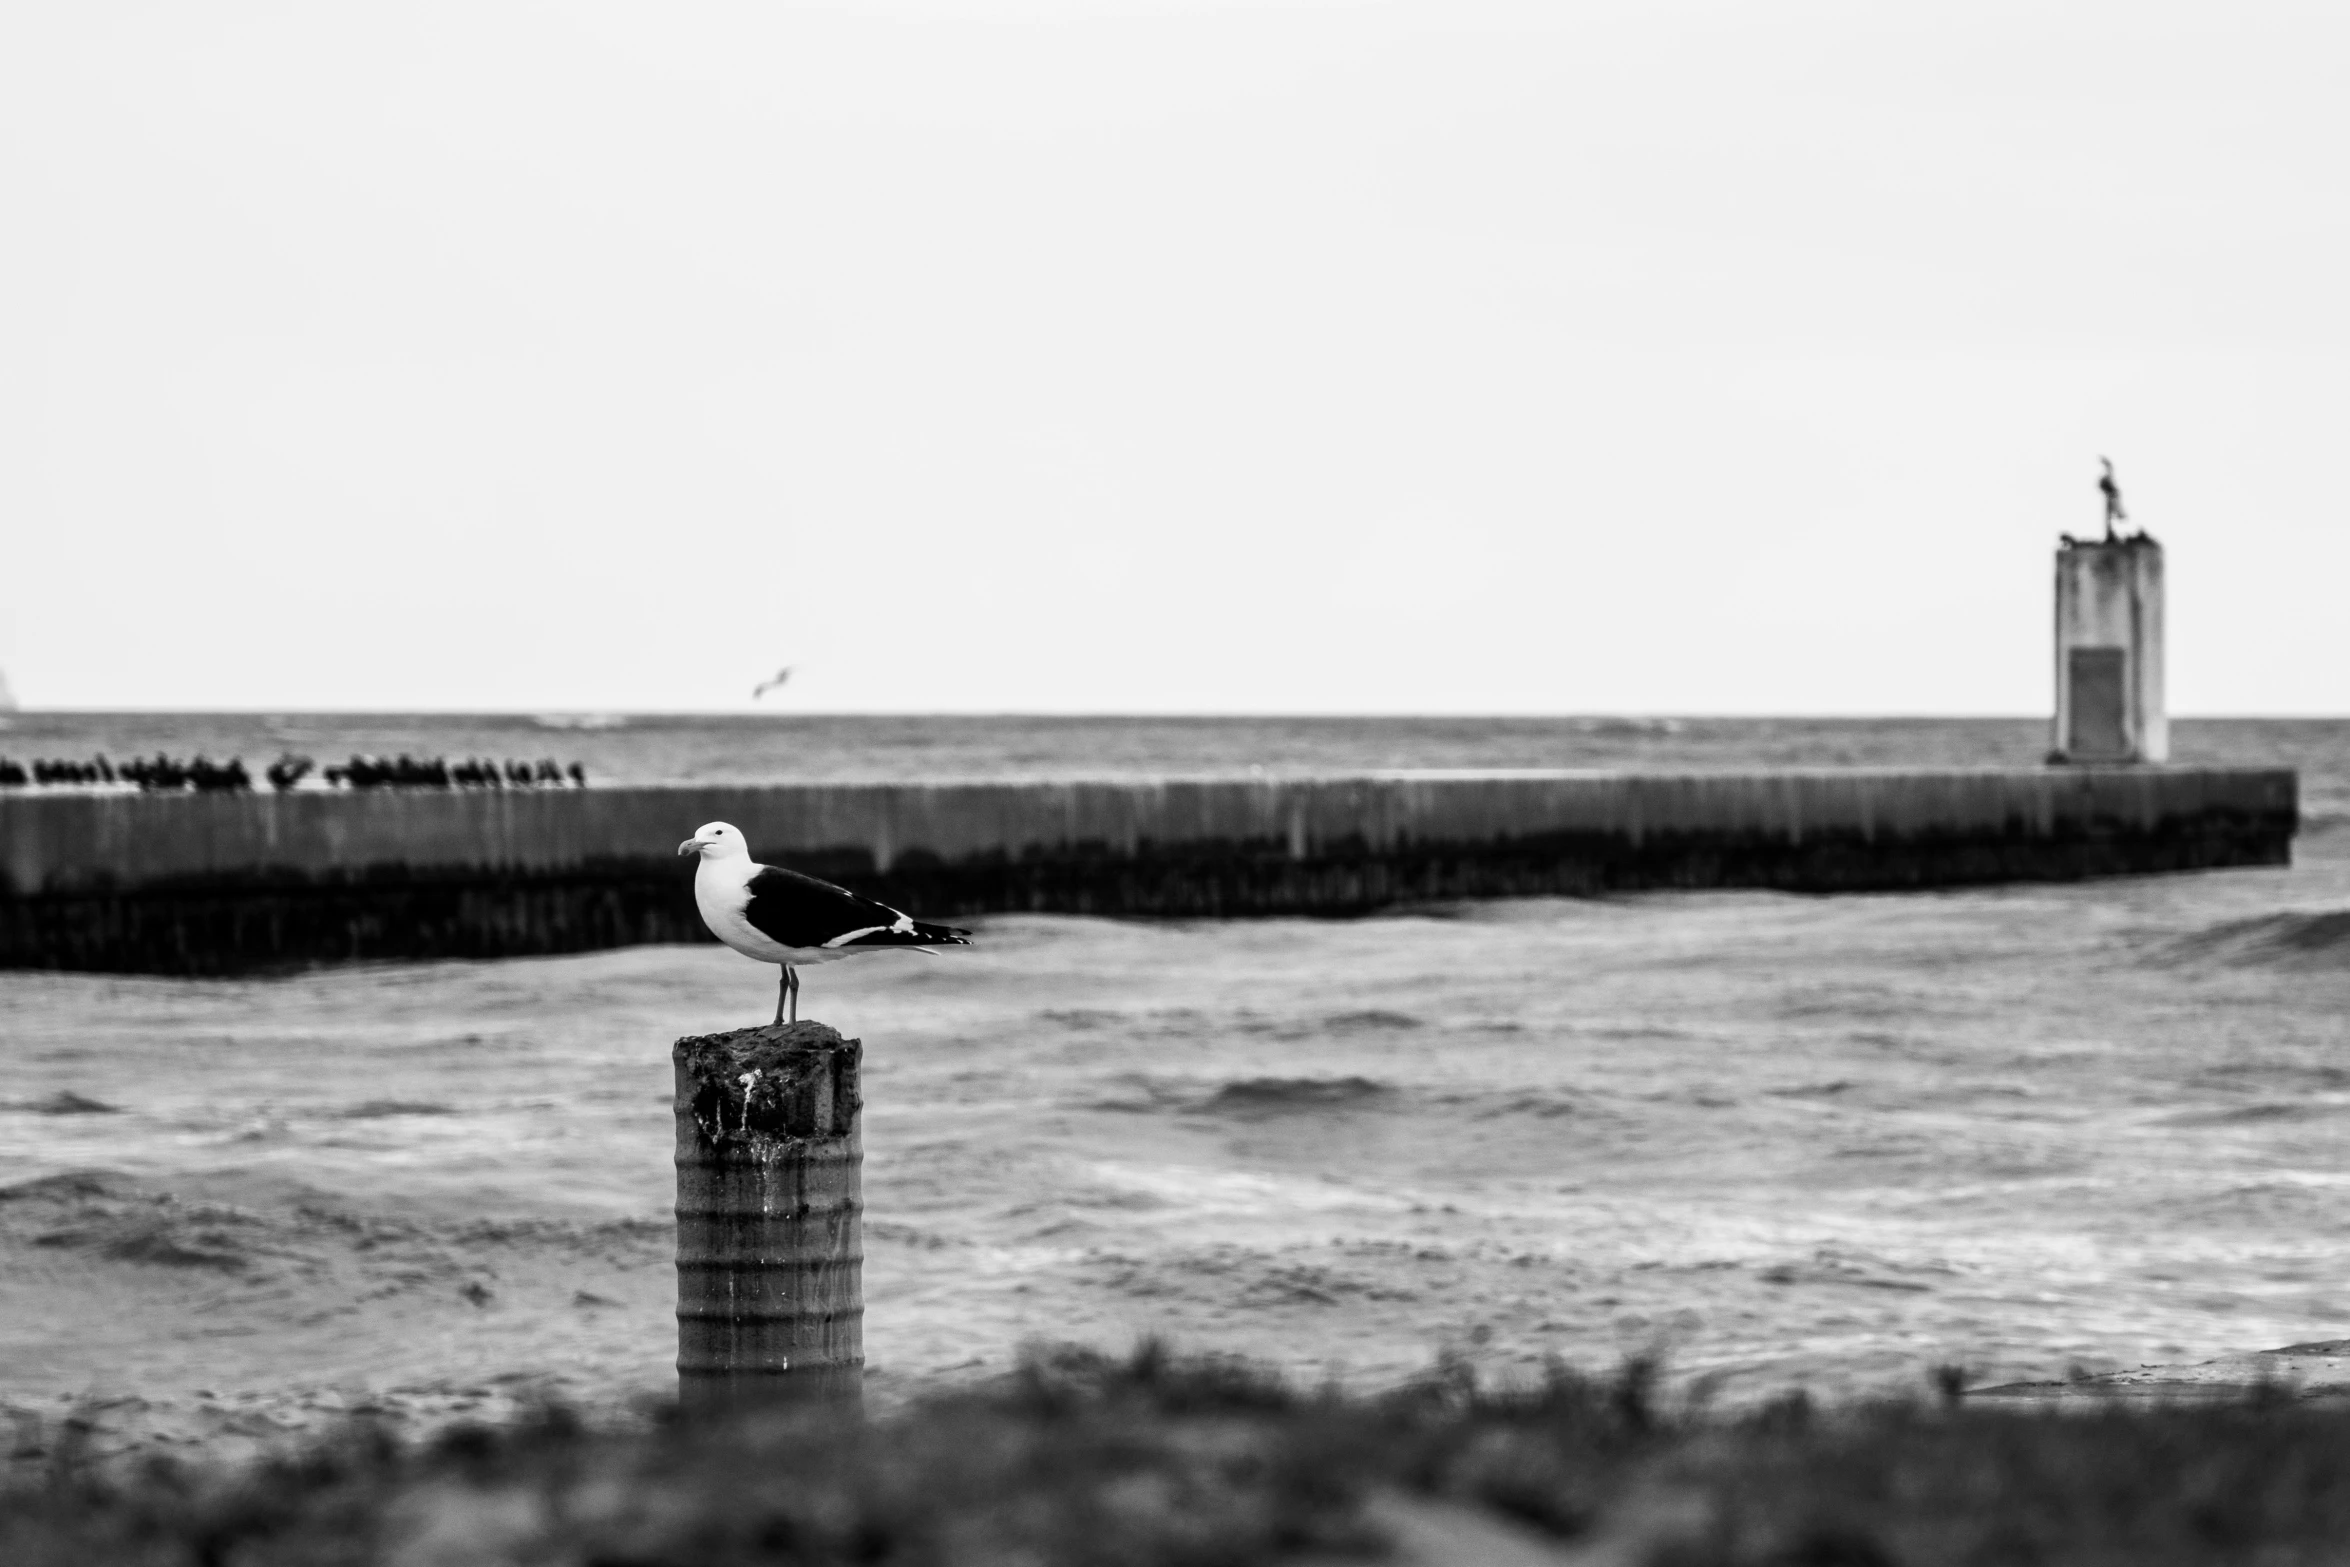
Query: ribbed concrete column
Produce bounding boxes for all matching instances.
[673,1021,863,1409]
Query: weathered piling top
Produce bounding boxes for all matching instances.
[675,1023,863,1148]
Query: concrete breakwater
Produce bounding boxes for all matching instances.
[0,767,2298,974]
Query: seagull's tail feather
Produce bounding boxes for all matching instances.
[838,919,973,951]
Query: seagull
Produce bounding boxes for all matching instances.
[751,667,793,700]
[678,821,972,1023]
[2099,456,2127,538]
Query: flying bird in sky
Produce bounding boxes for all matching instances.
[678,821,972,1023]
[751,667,793,700]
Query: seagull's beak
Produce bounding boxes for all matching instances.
[677,837,709,857]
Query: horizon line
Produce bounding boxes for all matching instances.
[6,708,2347,723]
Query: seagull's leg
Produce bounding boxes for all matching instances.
[786,966,800,1024]
[775,966,789,1025]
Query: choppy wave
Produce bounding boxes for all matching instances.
[1186,1077,1396,1118]
[1754,1247,1954,1293]
[6,1172,262,1272]
[2167,909,2350,965]
[2160,1101,2350,1127]
[0,1169,670,1277]
[1233,1010,1425,1041]
[2,1091,120,1116]
[2188,1062,2350,1094]
[2142,1183,2350,1231]
[1450,1090,1591,1120]
[335,1100,460,1119]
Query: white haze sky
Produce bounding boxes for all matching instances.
[2,1,2344,714]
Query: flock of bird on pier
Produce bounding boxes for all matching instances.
[0,753,589,792]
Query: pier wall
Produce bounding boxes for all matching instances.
[0,768,2298,974]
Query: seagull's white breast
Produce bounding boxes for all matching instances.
[692,855,859,965]
[693,855,790,963]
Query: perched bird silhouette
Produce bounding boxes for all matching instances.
[751,667,793,700]
[679,821,972,1023]
[2099,457,2127,539]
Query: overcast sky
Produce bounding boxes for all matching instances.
[3,1,2343,714]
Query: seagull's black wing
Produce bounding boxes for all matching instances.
[740,864,972,950]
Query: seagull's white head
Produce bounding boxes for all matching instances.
[677,821,751,860]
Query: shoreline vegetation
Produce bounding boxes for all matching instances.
[7,1345,2350,1565]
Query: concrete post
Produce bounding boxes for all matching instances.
[673,1021,864,1409]
[2052,536,2166,764]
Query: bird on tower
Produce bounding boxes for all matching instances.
[678,821,972,1023]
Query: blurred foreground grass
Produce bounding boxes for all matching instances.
[7,1345,2350,1566]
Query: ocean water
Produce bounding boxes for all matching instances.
[2,716,2345,1460]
